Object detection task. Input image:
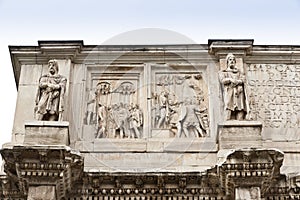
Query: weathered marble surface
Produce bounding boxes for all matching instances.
[24,121,69,145]
[83,152,217,172]
[219,53,249,121]
[28,186,56,200]
[75,138,217,152]
[34,59,67,121]
[235,187,261,200]
[247,64,300,141]
[3,40,300,199]
[218,120,262,149]
[12,59,71,143]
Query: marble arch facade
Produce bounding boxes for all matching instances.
[1,40,300,199]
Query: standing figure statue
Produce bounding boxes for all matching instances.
[219,53,249,120]
[35,59,67,121]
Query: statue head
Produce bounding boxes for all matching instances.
[48,59,59,75]
[226,53,237,70]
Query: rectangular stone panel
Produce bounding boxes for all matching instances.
[83,152,216,173]
[93,139,147,152]
[162,138,217,152]
[218,121,262,149]
[24,121,69,145]
[247,64,300,141]
[19,64,43,85]
[235,187,261,200]
[13,85,38,137]
[28,185,56,200]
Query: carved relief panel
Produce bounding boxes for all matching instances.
[84,65,144,139]
[151,64,209,138]
[83,64,210,140]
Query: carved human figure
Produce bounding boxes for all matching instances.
[112,103,130,138]
[219,53,249,120]
[94,82,111,138]
[96,103,107,138]
[35,59,67,121]
[84,91,97,125]
[177,98,206,137]
[107,106,117,138]
[156,90,169,128]
[128,104,143,138]
[195,95,210,135]
[168,98,180,132]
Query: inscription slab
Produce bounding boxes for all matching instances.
[247,64,300,140]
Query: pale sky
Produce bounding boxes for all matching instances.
[0,0,300,150]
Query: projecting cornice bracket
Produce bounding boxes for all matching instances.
[208,39,254,58]
[38,40,83,60]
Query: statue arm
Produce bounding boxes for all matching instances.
[39,76,48,89]
[218,72,232,85]
[222,78,233,85]
[235,74,246,85]
[59,77,67,92]
[52,76,67,90]
[51,83,61,90]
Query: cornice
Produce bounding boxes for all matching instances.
[9,40,300,89]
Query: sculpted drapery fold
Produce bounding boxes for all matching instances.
[219,53,249,121]
[35,59,67,121]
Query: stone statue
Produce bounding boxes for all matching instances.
[35,59,67,121]
[219,53,249,120]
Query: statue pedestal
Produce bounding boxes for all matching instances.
[218,121,262,149]
[24,121,70,145]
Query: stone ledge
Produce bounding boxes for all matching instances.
[24,120,69,127]
[4,144,72,150]
[83,152,216,173]
[75,138,217,153]
[93,139,147,152]
[219,120,263,127]
[162,139,217,152]
[263,141,300,152]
